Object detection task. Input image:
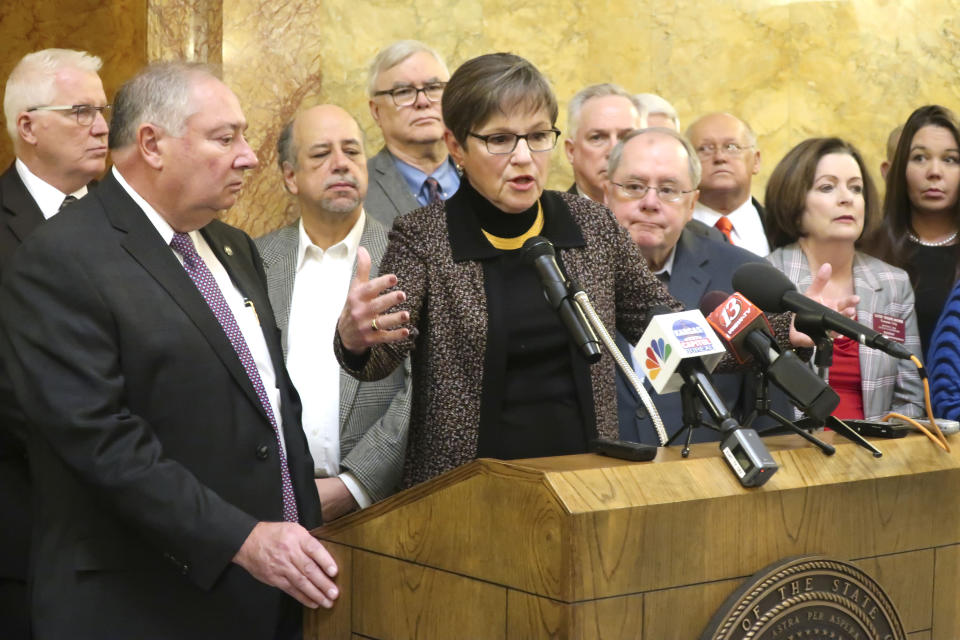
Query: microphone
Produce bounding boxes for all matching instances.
[522,236,602,363]
[700,290,772,365]
[732,262,913,360]
[702,290,840,421]
[637,305,738,432]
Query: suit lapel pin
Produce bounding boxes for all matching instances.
[224,245,233,256]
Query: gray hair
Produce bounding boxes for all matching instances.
[567,83,644,139]
[635,93,679,130]
[608,127,702,188]
[4,48,103,141]
[108,61,218,150]
[366,40,449,97]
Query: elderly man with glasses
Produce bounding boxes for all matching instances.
[686,112,769,256]
[364,40,459,226]
[0,47,110,639]
[602,127,790,446]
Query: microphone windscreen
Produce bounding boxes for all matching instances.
[699,290,730,316]
[649,304,675,317]
[522,235,554,261]
[731,262,797,312]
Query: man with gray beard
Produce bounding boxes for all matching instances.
[256,105,411,522]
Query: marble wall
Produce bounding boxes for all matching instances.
[0,0,147,167]
[214,0,960,236]
[4,1,960,236]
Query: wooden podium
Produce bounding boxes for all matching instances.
[306,433,960,639]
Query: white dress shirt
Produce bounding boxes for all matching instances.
[286,213,371,508]
[693,197,770,257]
[16,158,88,220]
[112,167,285,450]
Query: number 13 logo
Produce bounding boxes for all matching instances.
[721,297,743,328]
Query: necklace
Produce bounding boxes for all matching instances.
[908,229,959,247]
[481,200,544,250]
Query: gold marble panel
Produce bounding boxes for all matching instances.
[132,0,960,236]
[147,0,222,63]
[0,0,147,169]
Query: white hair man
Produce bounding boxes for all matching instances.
[256,105,411,523]
[1,48,109,272]
[635,93,680,130]
[564,83,645,202]
[0,48,109,640]
[365,40,458,225]
[0,62,339,638]
[686,112,769,256]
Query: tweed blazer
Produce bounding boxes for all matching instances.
[255,216,411,502]
[364,147,422,228]
[767,243,923,420]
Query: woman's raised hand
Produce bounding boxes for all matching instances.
[337,247,410,354]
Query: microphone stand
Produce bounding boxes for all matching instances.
[795,311,834,377]
[792,312,882,456]
[666,383,719,457]
[744,368,835,455]
[571,289,669,446]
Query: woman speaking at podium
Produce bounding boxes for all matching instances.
[335,53,802,488]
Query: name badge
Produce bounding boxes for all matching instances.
[872,313,906,343]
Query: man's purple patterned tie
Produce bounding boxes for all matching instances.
[170,232,298,522]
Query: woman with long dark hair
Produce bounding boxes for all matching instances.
[868,105,960,358]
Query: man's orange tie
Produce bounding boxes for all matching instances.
[715,216,734,243]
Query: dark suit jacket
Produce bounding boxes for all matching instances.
[364,146,421,228]
[0,162,44,584]
[616,224,791,445]
[0,172,320,639]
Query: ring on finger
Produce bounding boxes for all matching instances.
[371,317,380,332]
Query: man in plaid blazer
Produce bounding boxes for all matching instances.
[257,105,411,521]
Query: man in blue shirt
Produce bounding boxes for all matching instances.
[364,40,459,225]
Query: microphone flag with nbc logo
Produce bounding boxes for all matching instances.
[634,309,727,394]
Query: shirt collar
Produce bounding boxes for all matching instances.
[296,210,366,271]
[112,166,176,245]
[16,158,87,220]
[575,183,594,201]
[693,196,757,226]
[652,244,677,278]
[392,153,461,205]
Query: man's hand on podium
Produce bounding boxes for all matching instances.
[233,522,339,608]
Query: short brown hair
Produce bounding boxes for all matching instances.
[441,53,558,146]
[765,137,878,249]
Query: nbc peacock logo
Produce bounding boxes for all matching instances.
[644,338,671,380]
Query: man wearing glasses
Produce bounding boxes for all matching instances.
[365,40,459,225]
[603,128,787,445]
[686,112,770,256]
[0,47,109,640]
